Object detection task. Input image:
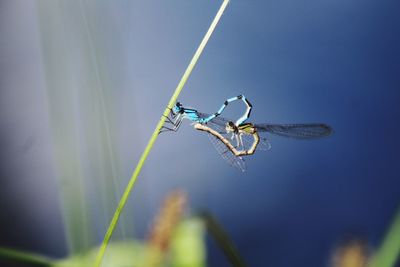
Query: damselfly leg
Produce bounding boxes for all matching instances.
[160,108,183,134]
[195,123,259,156]
[206,131,246,172]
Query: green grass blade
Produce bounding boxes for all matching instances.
[94,1,230,266]
[0,247,53,266]
[199,212,248,267]
[368,209,400,267]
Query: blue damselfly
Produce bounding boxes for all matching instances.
[162,95,332,171]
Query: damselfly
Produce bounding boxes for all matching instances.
[161,95,332,171]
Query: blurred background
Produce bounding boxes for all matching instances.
[0,0,400,266]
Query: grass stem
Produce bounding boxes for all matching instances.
[199,212,248,267]
[94,1,230,266]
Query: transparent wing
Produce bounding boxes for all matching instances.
[197,112,231,128]
[207,133,246,172]
[254,123,332,139]
[240,133,271,151]
[197,113,232,140]
[258,137,272,151]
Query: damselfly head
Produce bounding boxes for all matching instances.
[172,102,183,114]
[225,121,238,133]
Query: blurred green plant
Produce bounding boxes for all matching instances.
[368,209,400,267]
[0,247,53,266]
[0,219,204,267]
[0,188,251,267]
[199,212,247,267]
[0,212,250,267]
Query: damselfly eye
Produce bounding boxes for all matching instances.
[172,103,181,114]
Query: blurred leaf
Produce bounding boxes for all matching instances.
[200,212,248,267]
[53,241,145,267]
[0,247,53,266]
[369,209,400,267]
[170,218,206,267]
[0,221,207,267]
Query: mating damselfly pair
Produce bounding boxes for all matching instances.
[161,95,332,172]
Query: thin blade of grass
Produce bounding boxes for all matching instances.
[94,1,230,266]
[199,212,248,267]
[0,247,53,266]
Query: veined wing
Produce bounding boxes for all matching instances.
[254,123,332,139]
[197,112,231,128]
[240,133,271,151]
[207,132,246,172]
[196,112,234,142]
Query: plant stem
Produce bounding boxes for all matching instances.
[0,247,53,266]
[94,1,230,266]
[199,212,248,267]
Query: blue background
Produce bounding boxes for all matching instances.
[1,0,400,266]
